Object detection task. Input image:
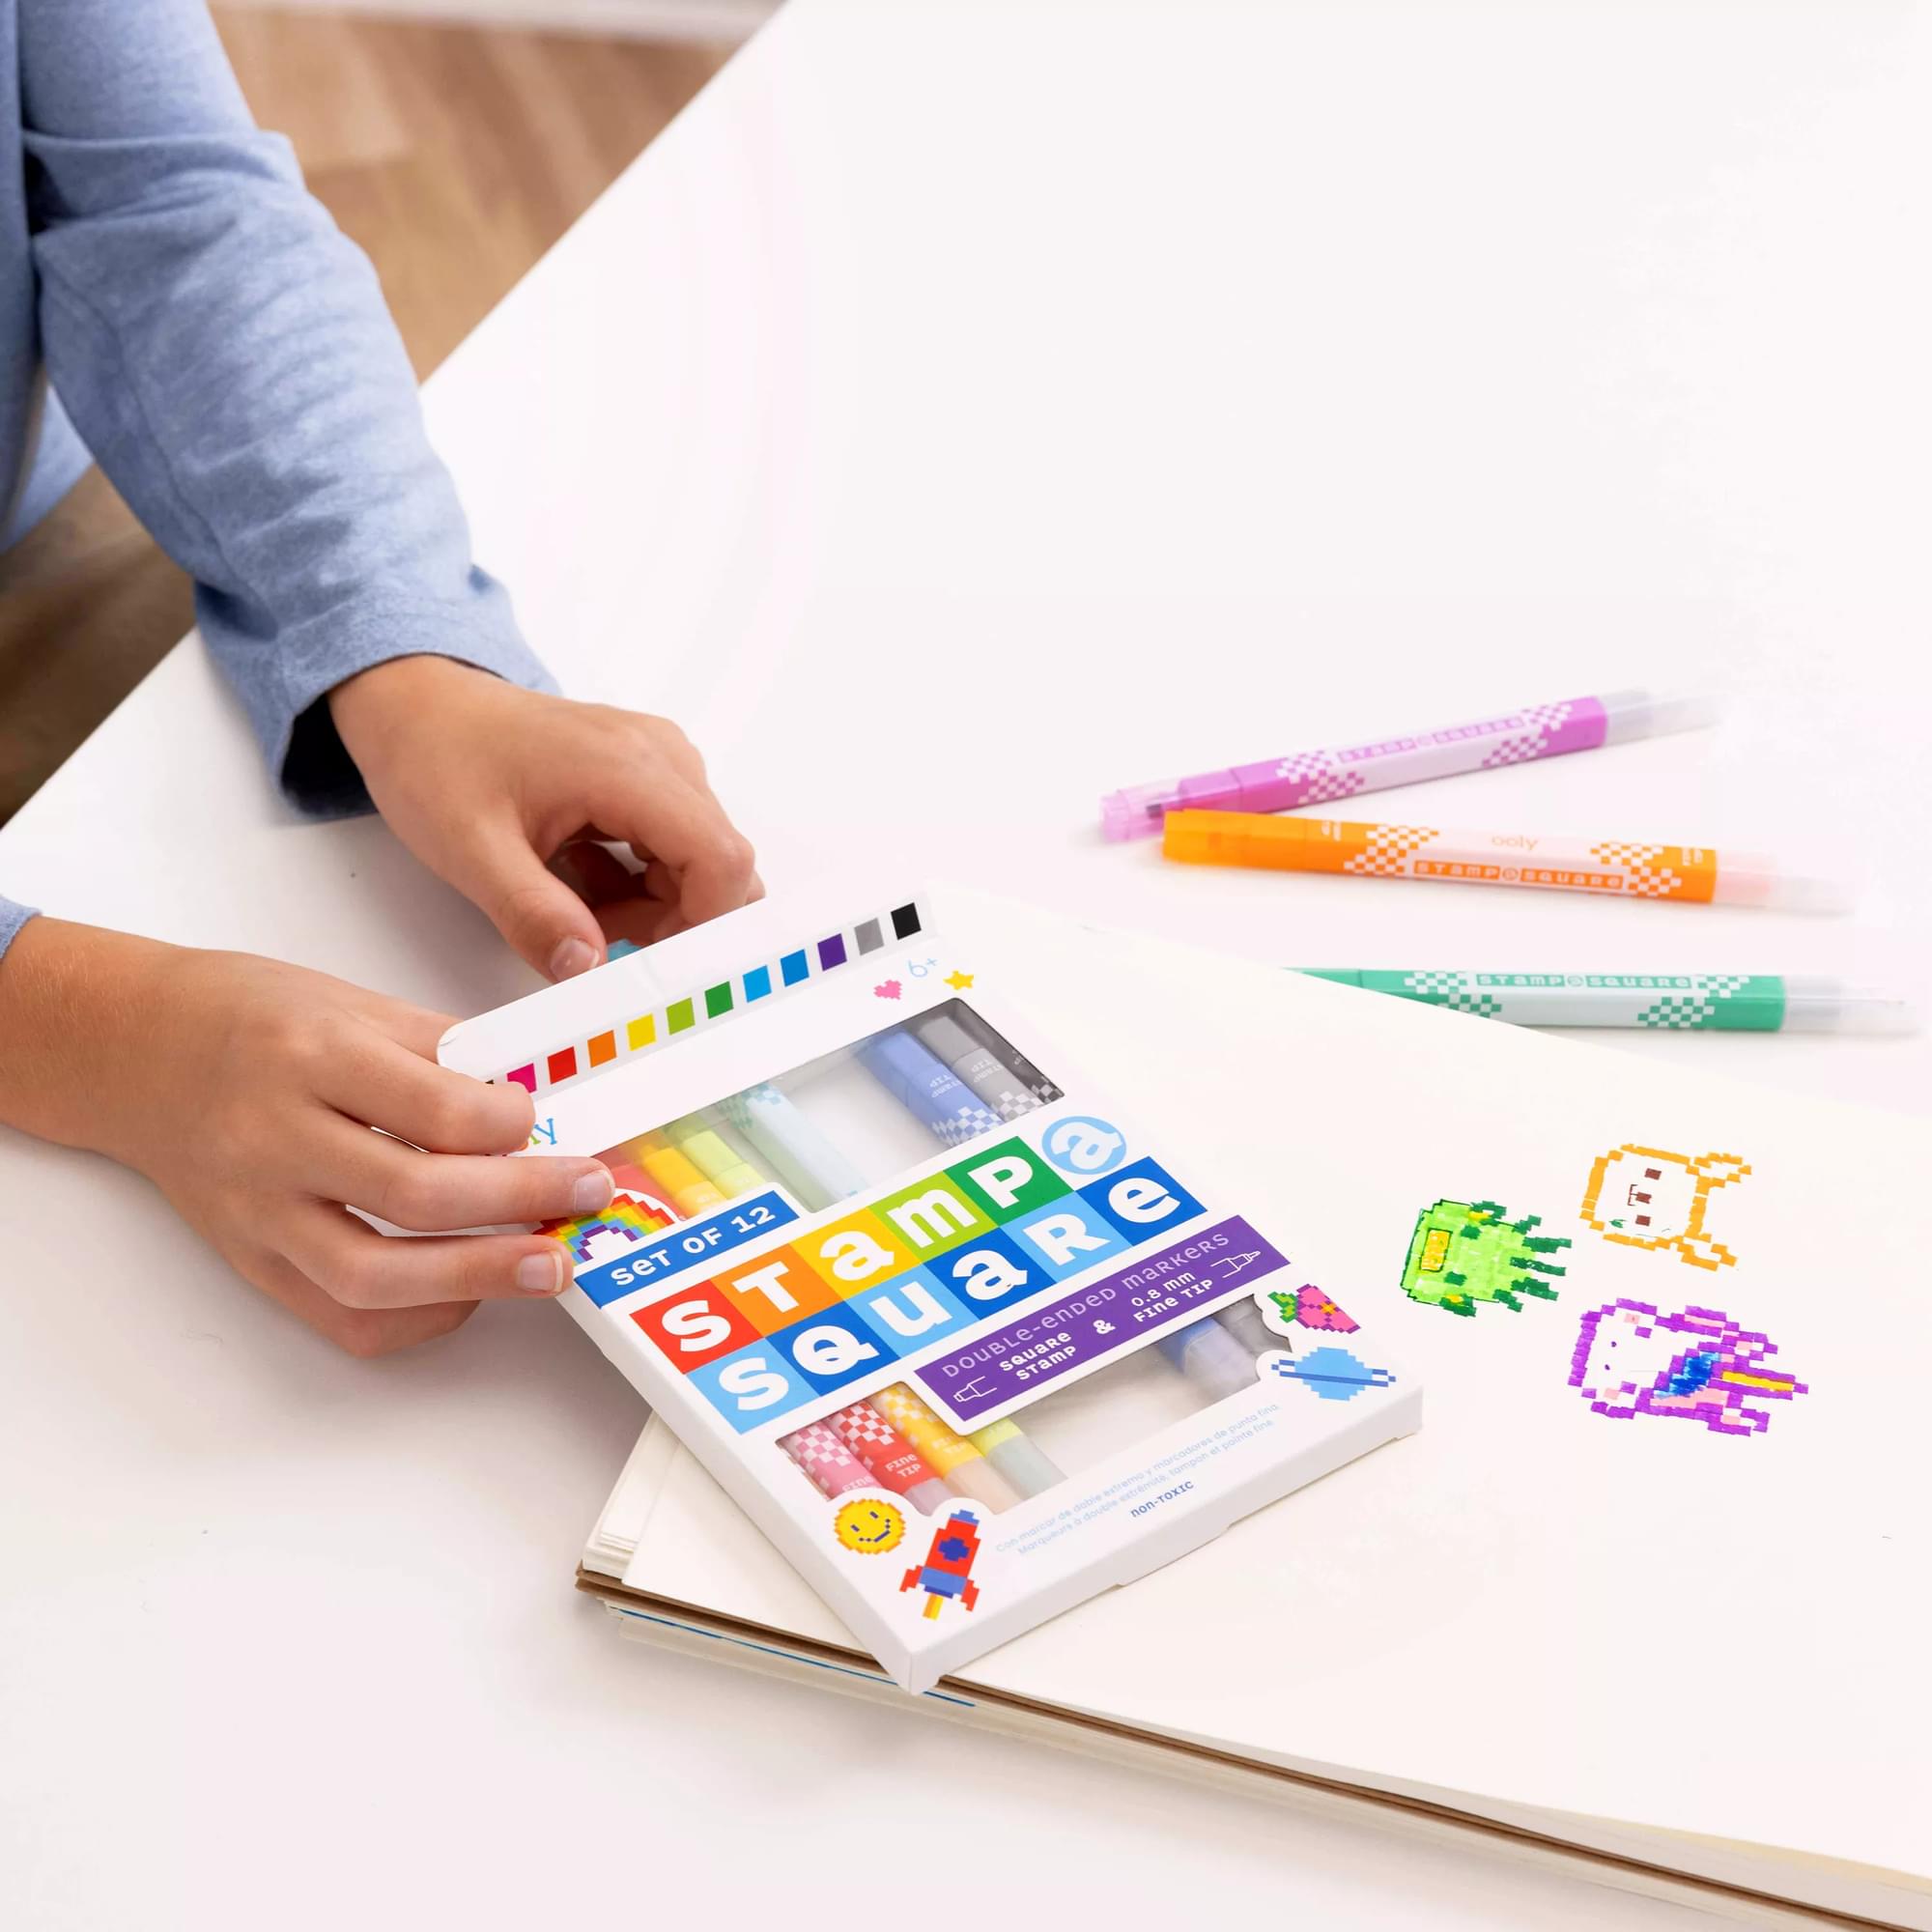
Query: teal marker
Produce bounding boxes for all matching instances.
[1297,971,1917,1034]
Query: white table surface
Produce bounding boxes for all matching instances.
[4,3,1926,1925]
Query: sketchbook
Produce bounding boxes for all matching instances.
[568,905,1928,1928]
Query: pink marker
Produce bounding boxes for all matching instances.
[1100,690,1716,841]
[780,1421,873,1501]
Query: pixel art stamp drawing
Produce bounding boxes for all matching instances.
[1264,1284,1362,1336]
[1579,1145,1749,1270]
[1268,1348,1395,1402]
[901,1508,983,1619]
[834,1498,907,1554]
[1400,1199,1571,1317]
[1570,1299,1805,1435]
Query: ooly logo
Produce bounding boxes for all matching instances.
[1040,1115,1128,1179]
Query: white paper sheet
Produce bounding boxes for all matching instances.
[611,894,1931,1880]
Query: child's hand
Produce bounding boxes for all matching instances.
[329,658,761,981]
[0,921,611,1357]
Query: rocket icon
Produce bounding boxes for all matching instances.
[900,1508,982,1621]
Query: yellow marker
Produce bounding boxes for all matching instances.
[669,1122,769,1199]
[1163,811,1842,912]
[635,1140,726,1217]
[869,1384,1019,1513]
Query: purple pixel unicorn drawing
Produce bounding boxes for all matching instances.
[1569,1299,1806,1437]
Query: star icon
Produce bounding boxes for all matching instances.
[943,970,975,991]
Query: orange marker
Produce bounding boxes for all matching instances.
[1162,811,1843,912]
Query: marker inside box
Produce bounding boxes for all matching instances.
[469,888,1418,1691]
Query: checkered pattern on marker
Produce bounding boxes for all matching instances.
[829,1403,943,1490]
[1590,841,1681,898]
[868,1384,974,1463]
[1639,996,1719,1028]
[1271,751,1367,809]
[781,1422,871,1498]
[1402,972,1504,1017]
[935,1102,1005,1145]
[1478,700,1576,770]
[831,1402,913,1455]
[1343,824,1438,876]
[869,1385,928,1433]
[1637,976,1753,1029]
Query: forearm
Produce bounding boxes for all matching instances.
[20,0,553,815]
[0,916,175,1158]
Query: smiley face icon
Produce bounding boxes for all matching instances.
[833,1497,906,1555]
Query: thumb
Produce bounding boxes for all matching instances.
[460,833,608,981]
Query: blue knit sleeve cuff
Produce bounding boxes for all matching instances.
[205,566,559,819]
[0,898,42,963]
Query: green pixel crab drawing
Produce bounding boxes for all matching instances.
[1399,1199,1571,1317]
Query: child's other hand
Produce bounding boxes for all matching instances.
[0,922,611,1357]
[329,658,761,982]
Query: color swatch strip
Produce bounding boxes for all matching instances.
[495,899,925,1098]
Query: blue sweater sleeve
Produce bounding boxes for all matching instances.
[0,897,36,960]
[17,0,554,824]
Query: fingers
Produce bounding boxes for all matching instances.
[554,844,693,947]
[348,994,463,1065]
[241,1244,480,1358]
[588,898,681,952]
[282,1206,579,1310]
[315,1029,538,1154]
[316,1122,613,1233]
[551,838,640,908]
[441,809,611,982]
[594,769,757,929]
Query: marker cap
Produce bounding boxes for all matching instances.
[1101,773,1237,843]
[1156,1316,1260,1402]
[1597,689,1720,745]
[912,1012,980,1065]
[1710,855,1853,915]
[968,1423,1065,1498]
[944,1462,1022,1513]
[1777,978,1920,1035]
[1214,1297,1279,1358]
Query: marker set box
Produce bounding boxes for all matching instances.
[439,886,1420,1690]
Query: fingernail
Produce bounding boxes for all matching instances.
[516,1250,564,1295]
[549,936,599,980]
[571,1165,614,1214]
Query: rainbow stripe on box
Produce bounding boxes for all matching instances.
[495,899,926,1098]
[542,1191,677,1261]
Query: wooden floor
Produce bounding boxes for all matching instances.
[212,13,729,379]
[0,11,728,823]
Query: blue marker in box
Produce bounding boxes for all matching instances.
[857,1030,1004,1149]
[1156,1317,1261,1401]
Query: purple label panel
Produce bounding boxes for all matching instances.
[913,1216,1287,1424]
